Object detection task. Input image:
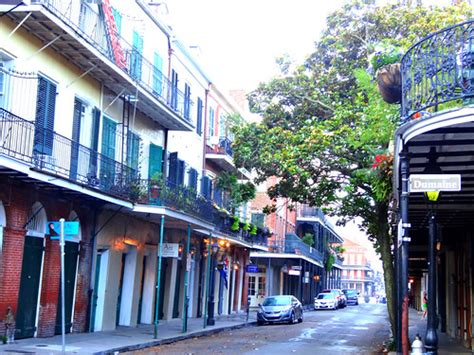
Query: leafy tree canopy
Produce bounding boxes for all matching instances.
[231,0,471,334]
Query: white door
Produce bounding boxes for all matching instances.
[248,273,266,307]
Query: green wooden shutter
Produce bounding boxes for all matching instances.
[34,76,56,155]
[89,107,101,179]
[100,117,117,187]
[126,131,140,171]
[196,97,203,135]
[153,52,163,96]
[70,98,83,180]
[148,143,163,179]
[168,152,178,186]
[131,31,143,80]
[112,8,122,35]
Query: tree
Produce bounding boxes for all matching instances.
[231,0,471,336]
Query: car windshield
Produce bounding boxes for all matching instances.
[317,294,334,300]
[262,296,292,306]
[344,290,357,296]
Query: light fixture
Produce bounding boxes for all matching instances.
[424,191,440,203]
[218,239,226,247]
[225,241,230,248]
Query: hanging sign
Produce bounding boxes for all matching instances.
[288,269,301,276]
[409,174,461,192]
[161,243,179,258]
[246,264,258,273]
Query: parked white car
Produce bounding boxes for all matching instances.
[314,292,338,310]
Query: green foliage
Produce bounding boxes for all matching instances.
[250,224,257,235]
[243,222,250,231]
[301,233,314,246]
[231,0,471,335]
[215,171,256,213]
[231,216,240,231]
[370,41,403,72]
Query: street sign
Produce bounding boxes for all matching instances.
[246,264,258,273]
[161,243,179,258]
[288,269,301,276]
[409,174,461,192]
[47,221,79,241]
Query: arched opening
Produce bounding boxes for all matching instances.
[16,202,47,339]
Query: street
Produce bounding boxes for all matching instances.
[127,302,389,355]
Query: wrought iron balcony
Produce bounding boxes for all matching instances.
[134,178,215,221]
[401,20,474,123]
[213,214,269,247]
[0,108,136,199]
[5,0,192,129]
[267,234,324,264]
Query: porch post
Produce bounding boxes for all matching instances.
[153,215,165,339]
[182,223,191,333]
[424,212,438,353]
[399,150,410,354]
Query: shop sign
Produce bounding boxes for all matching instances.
[47,221,80,242]
[409,174,461,192]
[288,269,301,276]
[246,264,259,273]
[161,243,179,257]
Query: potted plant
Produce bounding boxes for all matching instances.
[371,42,403,104]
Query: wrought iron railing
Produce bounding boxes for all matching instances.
[284,233,324,263]
[213,215,269,247]
[135,178,215,221]
[0,108,136,199]
[28,0,192,123]
[401,20,474,122]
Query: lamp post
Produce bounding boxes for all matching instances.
[207,242,219,326]
[424,193,439,354]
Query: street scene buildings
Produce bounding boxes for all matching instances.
[0,0,345,342]
[1,1,474,354]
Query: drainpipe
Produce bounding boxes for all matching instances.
[399,150,410,355]
[424,213,438,353]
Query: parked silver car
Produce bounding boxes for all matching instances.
[257,295,303,325]
[314,292,338,310]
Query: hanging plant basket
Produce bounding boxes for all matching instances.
[376,63,401,104]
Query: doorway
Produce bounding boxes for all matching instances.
[248,273,266,307]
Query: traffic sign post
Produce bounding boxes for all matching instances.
[60,218,66,354]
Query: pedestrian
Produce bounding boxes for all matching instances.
[422,292,428,319]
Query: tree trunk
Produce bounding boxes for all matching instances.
[376,202,396,337]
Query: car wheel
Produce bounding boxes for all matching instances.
[298,312,303,323]
[289,312,296,324]
[257,320,264,326]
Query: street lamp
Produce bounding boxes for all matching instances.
[207,242,219,326]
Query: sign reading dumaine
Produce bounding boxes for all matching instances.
[409,174,461,192]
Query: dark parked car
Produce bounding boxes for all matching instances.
[257,295,303,325]
[342,289,359,305]
[321,289,346,308]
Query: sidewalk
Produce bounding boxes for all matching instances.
[409,308,471,354]
[0,312,257,354]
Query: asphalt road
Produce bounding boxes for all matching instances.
[128,303,390,355]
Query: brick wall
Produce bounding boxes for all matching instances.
[0,180,95,338]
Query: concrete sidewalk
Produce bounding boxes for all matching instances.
[409,308,471,354]
[0,312,257,354]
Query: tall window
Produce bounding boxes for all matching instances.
[208,107,215,138]
[171,69,178,110]
[184,83,191,120]
[34,76,56,155]
[126,131,140,171]
[196,97,203,135]
[112,8,122,35]
[131,31,143,80]
[152,52,163,96]
[251,212,265,228]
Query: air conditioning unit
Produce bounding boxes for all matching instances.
[208,136,219,146]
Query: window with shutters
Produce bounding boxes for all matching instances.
[188,168,198,192]
[89,107,101,179]
[170,70,178,110]
[208,107,215,138]
[218,113,226,138]
[148,143,163,179]
[251,212,265,228]
[112,8,122,35]
[196,97,203,135]
[184,83,191,120]
[131,31,143,80]
[152,52,163,96]
[126,131,140,171]
[34,76,56,155]
[200,175,212,199]
[70,98,85,180]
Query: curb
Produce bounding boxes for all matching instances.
[96,321,257,354]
